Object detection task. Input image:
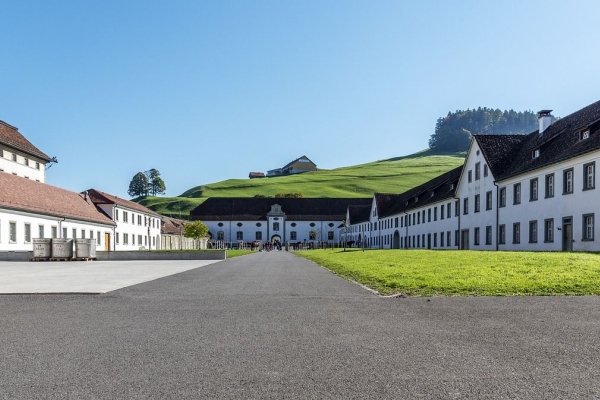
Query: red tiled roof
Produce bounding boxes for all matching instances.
[0,120,51,162]
[0,172,115,226]
[162,216,186,234]
[85,189,161,217]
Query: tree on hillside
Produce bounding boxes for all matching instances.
[128,172,149,197]
[428,108,539,152]
[147,168,166,196]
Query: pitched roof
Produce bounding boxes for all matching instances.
[0,120,52,162]
[161,216,186,234]
[283,155,316,170]
[475,99,600,181]
[374,165,463,218]
[191,197,372,221]
[85,189,162,217]
[0,172,115,226]
[348,204,371,224]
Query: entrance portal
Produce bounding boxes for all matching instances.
[271,235,281,243]
[562,217,573,251]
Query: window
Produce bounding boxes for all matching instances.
[236,231,243,240]
[463,198,468,215]
[484,164,488,177]
[123,212,128,223]
[36,162,40,169]
[63,227,67,238]
[475,162,480,180]
[530,178,538,201]
[468,170,472,182]
[513,183,521,204]
[51,226,57,238]
[434,207,437,221]
[395,218,398,228]
[10,222,17,242]
[455,200,459,217]
[583,162,595,190]
[583,214,594,241]
[38,225,45,239]
[474,227,480,245]
[428,209,431,222]
[532,149,540,159]
[81,230,85,239]
[529,220,538,243]
[544,219,554,242]
[125,233,130,244]
[485,226,492,245]
[97,232,101,244]
[72,228,77,239]
[447,231,451,247]
[581,129,590,140]
[417,213,420,224]
[513,223,520,244]
[433,233,437,247]
[115,210,119,221]
[474,194,480,213]
[499,187,506,207]
[447,202,451,218]
[132,235,135,245]
[138,215,142,225]
[309,231,316,240]
[255,231,262,240]
[116,232,120,244]
[486,191,492,210]
[563,168,574,194]
[454,230,459,246]
[441,204,445,220]
[441,232,445,247]
[273,222,280,231]
[217,231,224,240]
[545,174,555,198]
[24,157,29,166]
[138,234,142,244]
[499,225,506,244]
[328,231,334,240]
[25,223,31,243]
[11,153,17,161]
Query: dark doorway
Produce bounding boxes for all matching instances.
[562,217,573,251]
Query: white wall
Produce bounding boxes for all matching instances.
[111,205,162,251]
[0,148,46,182]
[0,208,113,252]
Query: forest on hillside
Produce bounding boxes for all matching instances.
[428,108,539,152]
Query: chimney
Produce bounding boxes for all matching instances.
[538,110,553,137]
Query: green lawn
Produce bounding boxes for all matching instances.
[226,249,254,258]
[135,151,464,217]
[295,249,600,296]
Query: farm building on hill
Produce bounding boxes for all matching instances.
[267,155,317,177]
[248,172,265,179]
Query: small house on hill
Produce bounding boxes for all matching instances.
[248,172,265,179]
[267,156,317,177]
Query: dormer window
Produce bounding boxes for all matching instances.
[430,191,434,198]
[415,196,419,202]
[581,130,590,140]
[532,149,540,159]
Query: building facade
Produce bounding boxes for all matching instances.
[0,120,52,183]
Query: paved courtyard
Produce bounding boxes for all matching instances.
[1,251,599,399]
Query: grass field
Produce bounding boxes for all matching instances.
[226,249,254,258]
[136,150,464,217]
[295,249,600,297]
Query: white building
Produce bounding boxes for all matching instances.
[190,197,371,246]
[86,189,163,251]
[346,99,600,252]
[0,120,52,183]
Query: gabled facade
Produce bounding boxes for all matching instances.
[190,197,371,245]
[0,120,52,183]
[86,189,163,251]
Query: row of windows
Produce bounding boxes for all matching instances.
[115,233,155,246]
[497,214,594,244]
[215,230,335,241]
[115,210,158,228]
[0,148,41,170]
[402,201,456,227]
[499,163,595,206]
[0,221,101,244]
[467,162,489,183]
[402,231,457,249]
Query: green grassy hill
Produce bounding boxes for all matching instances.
[136,149,465,218]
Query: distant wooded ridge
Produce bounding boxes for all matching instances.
[429,108,540,152]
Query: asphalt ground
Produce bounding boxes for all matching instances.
[1,251,599,399]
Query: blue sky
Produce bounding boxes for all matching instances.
[2,0,599,198]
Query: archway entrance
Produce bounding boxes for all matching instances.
[393,231,400,249]
[271,235,281,243]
